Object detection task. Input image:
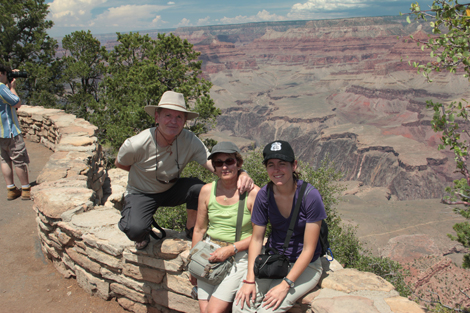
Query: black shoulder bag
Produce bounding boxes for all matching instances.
[253,182,308,279]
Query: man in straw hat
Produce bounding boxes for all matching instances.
[115,91,253,249]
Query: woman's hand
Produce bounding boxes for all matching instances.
[208,245,233,262]
[189,274,197,286]
[262,281,290,310]
[235,282,257,309]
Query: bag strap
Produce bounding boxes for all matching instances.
[235,191,247,242]
[150,219,167,240]
[282,181,308,253]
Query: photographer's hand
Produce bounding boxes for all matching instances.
[9,69,19,90]
[8,70,22,108]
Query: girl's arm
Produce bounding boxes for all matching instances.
[262,220,321,311]
[234,223,265,309]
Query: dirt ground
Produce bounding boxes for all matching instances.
[0,141,125,313]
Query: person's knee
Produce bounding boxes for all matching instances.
[188,180,204,196]
[118,211,148,242]
[123,223,148,242]
[14,164,27,172]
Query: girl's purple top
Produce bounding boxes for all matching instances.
[251,180,327,263]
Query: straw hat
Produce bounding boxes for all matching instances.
[144,91,199,120]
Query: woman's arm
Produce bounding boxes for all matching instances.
[261,220,321,311]
[189,183,211,285]
[191,183,211,248]
[234,224,266,309]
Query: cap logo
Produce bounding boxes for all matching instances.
[271,142,282,151]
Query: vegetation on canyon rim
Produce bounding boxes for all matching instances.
[3,0,412,298]
[407,0,470,270]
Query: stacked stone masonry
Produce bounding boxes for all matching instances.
[19,105,425,313]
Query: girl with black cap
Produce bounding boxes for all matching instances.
[234,140,326,313]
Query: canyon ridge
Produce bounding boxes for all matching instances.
[88,16,467,201]
[61,16,465,202]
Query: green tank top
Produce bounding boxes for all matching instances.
[206,179,253,243]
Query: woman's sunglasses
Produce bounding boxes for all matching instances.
[213,158,236,167]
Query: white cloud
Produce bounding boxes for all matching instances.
[197,16,210,26]
[47,1,170,34]
[48,0,106,25]
[175,18,191,27]
[219,10,287,24]
[150,15,167,27]
[167,1,175,4]
[152,15,162,24]
[291,0,367,12]
[90,5,168,31]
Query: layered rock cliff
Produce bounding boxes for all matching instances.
[65,17,465,200]
[169,16,466,200]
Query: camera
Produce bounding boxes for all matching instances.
[7,71,28,82]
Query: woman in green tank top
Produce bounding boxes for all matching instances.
[191,142,260,313]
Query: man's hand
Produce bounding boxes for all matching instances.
[237,170,254,194]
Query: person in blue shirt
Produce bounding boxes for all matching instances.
[0,64,30,200]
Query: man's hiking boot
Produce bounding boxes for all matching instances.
[7,186,21,201]
[21,187,31,200]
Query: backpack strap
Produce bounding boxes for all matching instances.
[282,181,308,253]
[235,191,247,242]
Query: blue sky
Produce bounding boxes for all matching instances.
[45,0,434,38]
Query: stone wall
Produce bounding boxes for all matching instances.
[19,105,425,313]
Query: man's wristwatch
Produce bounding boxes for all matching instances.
[233,244,238,254]
[283,277,295,288]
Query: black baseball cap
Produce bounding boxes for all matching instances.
[263,141,295,164]
[208,141,241,160]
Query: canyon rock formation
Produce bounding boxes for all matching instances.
[84,16,468,200]
[170,16,466,201]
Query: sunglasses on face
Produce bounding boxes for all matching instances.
[213,158,237,167]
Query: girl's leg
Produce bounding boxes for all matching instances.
[232,278,273,313]
[258,258,323,313]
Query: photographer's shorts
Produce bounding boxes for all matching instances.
[0,134,30,167]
